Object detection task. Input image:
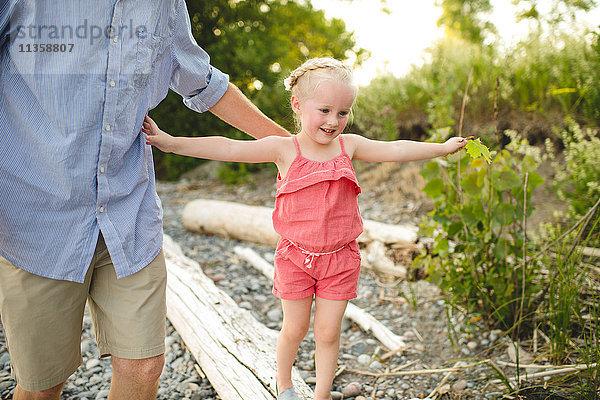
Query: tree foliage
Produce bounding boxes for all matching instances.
[435,0,495,43]
[436,0,598,43]
[150,0,367,180]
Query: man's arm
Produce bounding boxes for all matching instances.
[209,83,291,139]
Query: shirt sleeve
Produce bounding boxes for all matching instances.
[169,0,229,113]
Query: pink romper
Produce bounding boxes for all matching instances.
[272,136,363,301]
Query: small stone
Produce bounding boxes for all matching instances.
[350,341,368,354]
[305,376,317,384]
[342,381,362,398]
[331,391,343,400]
[452,380,468,391]
[85,359,101,369]
[239,301,253,310]
[369,360,382,370]
[95,389,110,400]
[209,273,227,283]
[267,309,282,322]
[467,341,478,350]
[0,381,13,390]
[357,354,371,365]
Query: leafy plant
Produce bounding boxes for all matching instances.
[413,131,545,334]
[548,120,600,222]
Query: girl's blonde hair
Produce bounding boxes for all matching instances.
[284,57,357,101]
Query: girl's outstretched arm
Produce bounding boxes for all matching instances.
[344,134,466,162]
[143,115,288,164]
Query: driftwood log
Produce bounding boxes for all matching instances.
[163,235,313,400]
[182,199,415,278]
[233,246,406,352]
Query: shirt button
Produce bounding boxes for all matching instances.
[99,206,104,213]
[105,124,111,131]
[100,166,105,173]
[113,36,119,43]
[109,80,116,87]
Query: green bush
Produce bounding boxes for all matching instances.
[413,132,545,334]
[548,120,600,221]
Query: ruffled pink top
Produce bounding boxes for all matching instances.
[272,136,363,253]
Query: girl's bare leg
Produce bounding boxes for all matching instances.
[312,297,348,400]
[276,296,313,393]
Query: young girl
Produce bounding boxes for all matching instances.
[144,57,466,400]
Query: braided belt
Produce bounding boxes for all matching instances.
[287,239,346,269]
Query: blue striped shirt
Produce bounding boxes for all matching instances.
[0,0,229,282]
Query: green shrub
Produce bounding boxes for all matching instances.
[548,120,600,221]
[413,132,545,334]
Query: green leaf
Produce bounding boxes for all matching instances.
[423,178,445,198]
[460,172,482,197]
[493,169,522,190]
[527,171,545,190]
[465,138,491,164]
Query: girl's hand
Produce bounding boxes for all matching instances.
[142,115,175,153]
[444,137,467,155]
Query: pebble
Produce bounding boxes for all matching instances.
[331,391,343,400]
[267,309,283,322]
[452,380,468,391]
[357,354,372,365]
[342,381,362,398]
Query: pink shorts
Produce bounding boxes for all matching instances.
[273,238,361,301]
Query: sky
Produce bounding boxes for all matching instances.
[311,0,600,86]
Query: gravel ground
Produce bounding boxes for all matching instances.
[1,161,518,400]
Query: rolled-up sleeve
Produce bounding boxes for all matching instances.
[170,0,229,113]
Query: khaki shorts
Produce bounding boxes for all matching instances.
[0,235,167,392]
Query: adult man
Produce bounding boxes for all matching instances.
[0,1,289,399]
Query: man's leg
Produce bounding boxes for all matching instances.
[0,255,91,397]
[87,243,167,399]
[12,382,65,400]
[108,355,164,400]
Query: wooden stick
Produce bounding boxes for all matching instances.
[496,361,571,369]
[344,363,481,378]
[489,363,598,385]
[380,346,408,361]
[392,359,419,372]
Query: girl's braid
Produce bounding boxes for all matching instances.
[284,57,351,91]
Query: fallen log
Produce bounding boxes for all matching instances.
[361,240,407,279]
[182,199,418,247]
[233,245,406,352]
[163,235,313,400]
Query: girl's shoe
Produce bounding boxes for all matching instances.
[277,387,300,400]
